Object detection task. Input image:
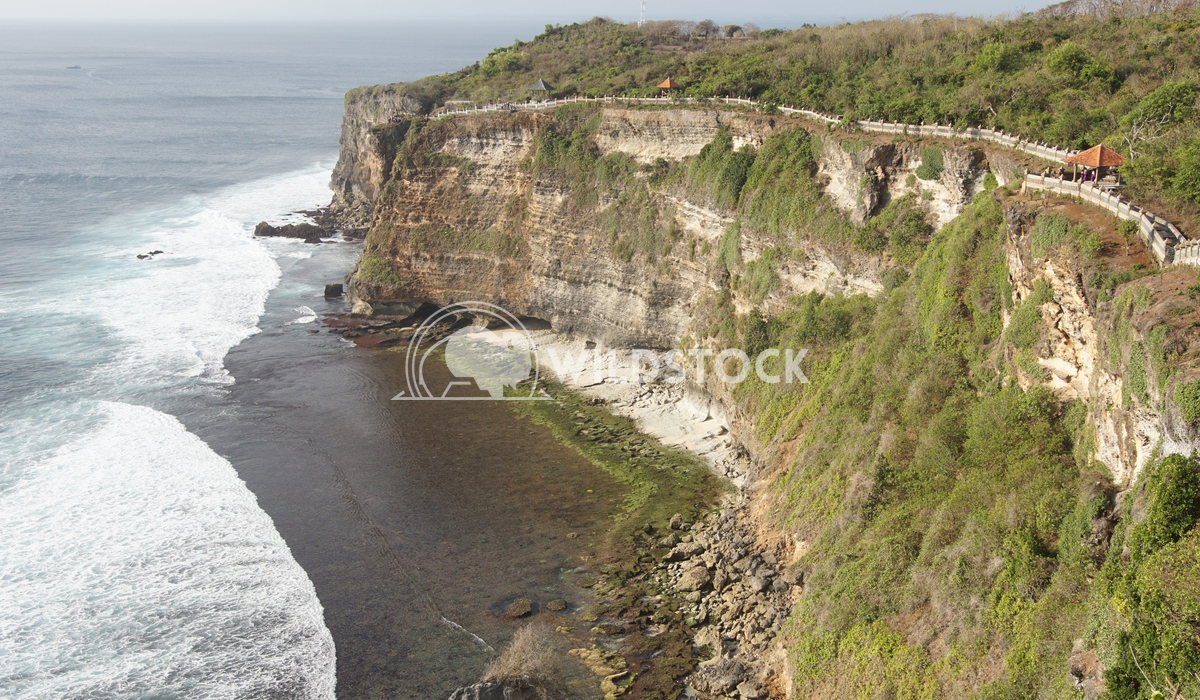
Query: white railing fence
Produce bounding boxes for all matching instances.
[1023,175,1186,265]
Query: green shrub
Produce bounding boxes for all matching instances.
[1128,340,1149,404]
[983,172,999,190]
[480,47,523,76]
[744,247,782,298]
[717,221,741,270]
[1121,80,1200,129]
[1005,279,1052,349]
[974,42,1021,73]
[737,127,825,239]
[1028,214,1102,259]
[1127,455,1200,565]
[689,126,759,209]
[915,147,943,180]
[1173,379,1200,423]
[881,267,909,292]
[358,255,402,286]
[1146,324,1171,398]
[1030,214,1069,257]
[1094,454,1200,699]
[1071,226,1104,259]
[1046,41,1089,77]
[716,147,757,208]
[1168,139,1200,205]
[743,308,771,357]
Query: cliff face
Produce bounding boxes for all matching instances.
[326,89,421,230]
[1001,200,1200,487]
[330,101,1200,698]
[343,107,994,348]
[334,100,1200,489]
[819,139,990,228]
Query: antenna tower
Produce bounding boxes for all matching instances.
[639,0,646,28]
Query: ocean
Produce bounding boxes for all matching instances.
[0,22,540,699]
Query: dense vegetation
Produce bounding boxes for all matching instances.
[695,192,1198,698]
[359,2,1200,231]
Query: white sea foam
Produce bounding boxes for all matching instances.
[71,164,335,387]
[0,165,341,698]
[0,401,336,699]
[288,306,319,325]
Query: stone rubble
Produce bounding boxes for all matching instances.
[659,509,801,700]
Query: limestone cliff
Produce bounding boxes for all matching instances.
[1001,198,1200,487]
[819,138,991,228]
[329,100,1200,700]
[340,107,995,349]
[326,88,421,230]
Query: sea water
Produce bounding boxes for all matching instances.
[0,22,533,698]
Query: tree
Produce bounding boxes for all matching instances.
[974,42,1020,72]
[1140,80,1200,124]
[1120,82,1200,159]
[1121,105,1175,159]
[1169,140,1200,205]
[743,21,761,38]
[1046,40,1089,77]
[722,24,743,38]
[695,19,717,38]
[481,47,521,76]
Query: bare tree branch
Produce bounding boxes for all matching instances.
[1130,642,1159,694]
[1122,103,1175,159]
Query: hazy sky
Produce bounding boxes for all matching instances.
[2,0,1053,27]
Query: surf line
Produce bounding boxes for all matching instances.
[440,616,495,654]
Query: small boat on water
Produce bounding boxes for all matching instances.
[67,65,81,69]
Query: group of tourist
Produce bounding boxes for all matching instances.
[1038,165,1111,184]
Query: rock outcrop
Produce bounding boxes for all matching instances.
[818,137,990,228]
[253,221,325,244]
[446,680,546,700]
[327,88,421,230]
[1001,198,1200,488]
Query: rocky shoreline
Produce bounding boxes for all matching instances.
[561,505,800,700]
[664,508,799,699]
[251,206,367,246]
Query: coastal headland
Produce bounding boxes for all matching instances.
[310,10,1200,699]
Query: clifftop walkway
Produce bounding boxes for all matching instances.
[431,95,1190,267]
